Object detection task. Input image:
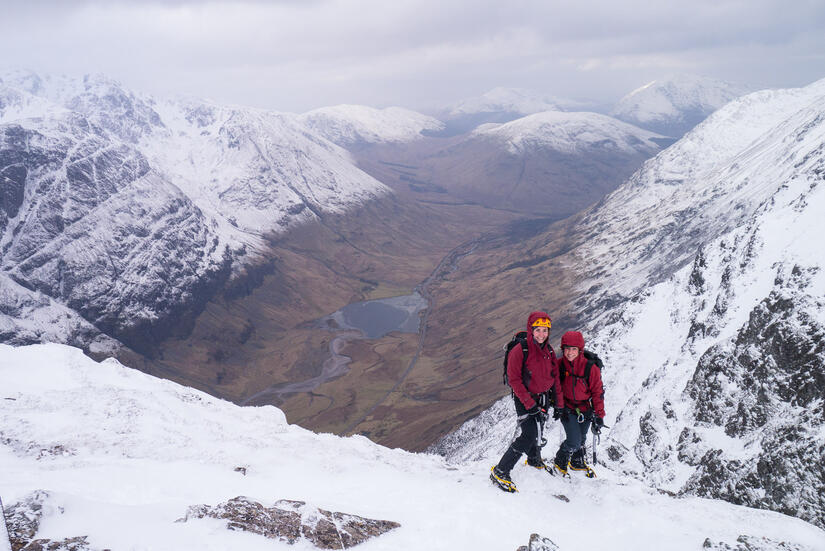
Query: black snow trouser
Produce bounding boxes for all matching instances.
[496,393,548,474]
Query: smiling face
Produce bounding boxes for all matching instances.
[532,326,549,344]
[563,346,580,362]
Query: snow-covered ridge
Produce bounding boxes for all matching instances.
[610,74,754,136]
[2,343,823,550]
[448,86,586,117]
[0,70,390,351]
[472,110,664,155]
[592,120,825,525]
[577,77,825,310]
[298,104,444,146]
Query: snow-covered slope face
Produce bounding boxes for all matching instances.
[433,87,595,136]
[591,118,825,527]
[449,87,586,117]
[3,343,823,551]
[416,110,665,217]
[298,104,444,147]
[146,98,389,237]
[472,110,664,156]
[435,78,825,530]
[0,71,389,351]
[610,74,754,137]
[576,78,825,314]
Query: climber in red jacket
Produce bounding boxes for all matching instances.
[490,311,562,492]
[552,330,605,477]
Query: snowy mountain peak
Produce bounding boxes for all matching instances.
[472,110,665,155]
[298,104,444,146]
[448,86,585,117]
[611,73,754,136]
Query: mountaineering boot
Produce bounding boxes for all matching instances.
[490,466,518,492]
[553,449,570,477]
[570,449,596,478]
[525,456,553,473]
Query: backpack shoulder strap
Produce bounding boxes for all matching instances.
[519,338,529,367]
[562,359,595,386]
[518,336,530,387]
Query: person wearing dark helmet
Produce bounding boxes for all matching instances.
[490,311,562,492]
[552,330,605,477]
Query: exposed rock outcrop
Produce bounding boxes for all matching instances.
[19,537,103,551]
[178,496,400,549]
[702,534,812,551]
[516,533,560,551]
[681,267,825,527]
[4,491,50,551]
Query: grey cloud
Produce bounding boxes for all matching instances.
[2,0,824,112]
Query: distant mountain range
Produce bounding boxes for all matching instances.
[0,68,761,452]
[388,110,665,216]
[430,87,597,136]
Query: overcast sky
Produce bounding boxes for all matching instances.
[4,0,825,113]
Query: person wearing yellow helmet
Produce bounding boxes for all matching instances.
[490,311,562,492]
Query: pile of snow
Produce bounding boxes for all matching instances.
[1,343,823,550]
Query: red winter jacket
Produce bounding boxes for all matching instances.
[507,311,562,410]
[558,354,605,418]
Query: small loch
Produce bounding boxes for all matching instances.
[326,292,428,338]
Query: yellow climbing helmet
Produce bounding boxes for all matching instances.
[531,317,552,329]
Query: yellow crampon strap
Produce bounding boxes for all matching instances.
[490,467,518,492]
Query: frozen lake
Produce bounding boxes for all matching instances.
[331,292,428,338]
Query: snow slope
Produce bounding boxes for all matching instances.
[298,105,444,146]
[611,74,754,136]
[0,70,389,351]
[575,77,825,314]
[1,343,823,551]
[434,77,825,529]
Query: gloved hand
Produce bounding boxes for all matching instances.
[593,416,605,431]
[553,407,568,421]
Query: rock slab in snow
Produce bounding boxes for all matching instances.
[516,533,560,551]
[178,496,400,549]
[19,537,102,551]
[702,534,810,550]
[4,491,49,551]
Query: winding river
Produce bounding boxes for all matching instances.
[240,292,428,406]
[241,238,480,411]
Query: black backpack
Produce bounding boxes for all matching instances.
[502,331,530,387]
